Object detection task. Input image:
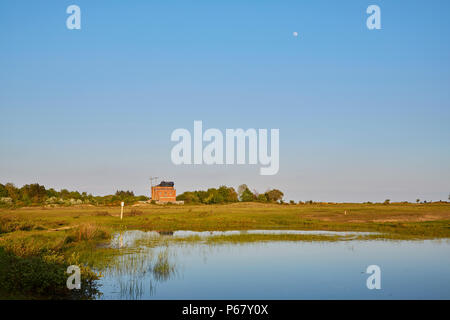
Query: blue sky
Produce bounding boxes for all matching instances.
[1,0,449,202]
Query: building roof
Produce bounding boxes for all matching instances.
[157,181,174,187]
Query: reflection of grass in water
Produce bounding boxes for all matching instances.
[135,233,358,247]
[101,249,154,279]
[120,277,143,300]
[68,244,120,270]
[203,233,349,243]
[152,250,176,282]
[98,246,177,299]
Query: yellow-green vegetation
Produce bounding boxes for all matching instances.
[0,202,449,299]
[3,201,448,236]
[0,220,110,299]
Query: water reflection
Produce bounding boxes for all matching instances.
[97,230,450,300]
[109,229,377,248]
[99,233,178,299]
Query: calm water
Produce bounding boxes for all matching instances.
[97,230,450,300]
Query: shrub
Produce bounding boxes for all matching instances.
[128,209,143,216]
[94,211,110,216]
[0,217,39,234]
[265,189,284,202]
[257,194,268,202]
[71,223,110,242]
[0,248,100,299]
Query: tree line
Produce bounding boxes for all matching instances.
[176,184,284,204]
[0,182,148,207]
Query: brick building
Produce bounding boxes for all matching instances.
[151,181,176,203]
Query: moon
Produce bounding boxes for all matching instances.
[293,31,299,37]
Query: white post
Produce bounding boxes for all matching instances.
[120,202,124,220]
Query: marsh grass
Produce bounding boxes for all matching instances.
[67,223,111,243]
[98,246,176,299]
[128,209,144,217]
[0,223,109,299]
[94,211,111,216]
[152,249,176,282]
[0,217,40,233]
[186,233,350,244]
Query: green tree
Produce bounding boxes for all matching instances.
[0,184,8,198]
[20,184,47,203]
[218,186,238,203]
[257,193,268,202]
[205,188,222,204]
[4,183,19,201]
[240,188,255,202]
[69,191,82,199]
[178,186,238,204]
[115,190,135,197]
[46,188,59,198]
[265,189,284,202]
[196,191,209,203]
[177,191,200,204]
[60,189,70,199]
[237,184,249,199]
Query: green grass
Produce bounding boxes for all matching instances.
[2,201,449,232]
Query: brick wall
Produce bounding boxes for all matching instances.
[151,186,176,202]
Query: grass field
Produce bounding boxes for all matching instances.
[2,201,450,236]
[1,202,449,299]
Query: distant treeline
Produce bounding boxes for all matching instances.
[176,184,284,204]
[0,183,148,207]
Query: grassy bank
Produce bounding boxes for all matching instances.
[0,202,449,299]
[0,222,110,299]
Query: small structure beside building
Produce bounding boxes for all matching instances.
[151,181,177,203]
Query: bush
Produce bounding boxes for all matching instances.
[0,217,39,234]
[240,188,255,202]
[256,194,268,202]
[0,182,149,207]
[177,186,239,204]
[94,211,110,216]
[0,248,100,299]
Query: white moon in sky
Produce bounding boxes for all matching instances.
[293,31,299,37]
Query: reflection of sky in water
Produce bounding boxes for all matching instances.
[99,231,450,300]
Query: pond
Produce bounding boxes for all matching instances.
[96,230,450,300]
